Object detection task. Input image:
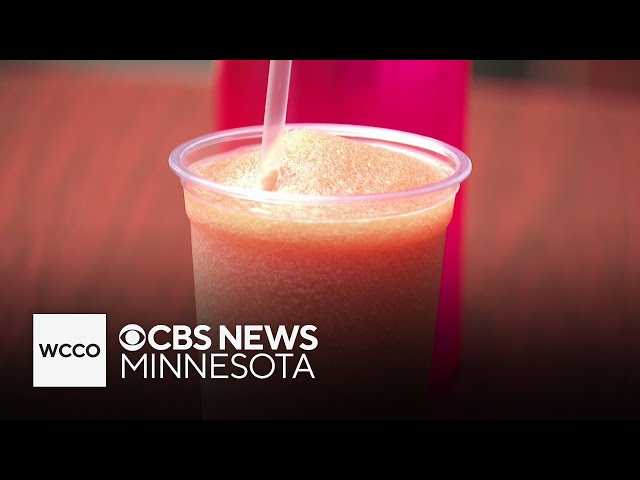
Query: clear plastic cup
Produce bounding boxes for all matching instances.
[169,123,471,419]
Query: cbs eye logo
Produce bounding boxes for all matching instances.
[119,324,146,351]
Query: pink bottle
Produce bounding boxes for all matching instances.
[212,60,470,389]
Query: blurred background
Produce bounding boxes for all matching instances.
[1,60,638,419]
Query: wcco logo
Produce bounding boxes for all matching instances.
[39,343,101,358]
[33,314,106,388]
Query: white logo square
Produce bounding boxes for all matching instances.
[33,313,107,387]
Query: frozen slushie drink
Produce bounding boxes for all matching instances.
[170,124,471,419]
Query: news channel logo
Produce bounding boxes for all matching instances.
[33,313,106,387]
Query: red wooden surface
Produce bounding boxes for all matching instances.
[1,63,639,418]
[0,64,210,418]
[460,79,640,418]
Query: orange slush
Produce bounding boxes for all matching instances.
[173,126,470,419]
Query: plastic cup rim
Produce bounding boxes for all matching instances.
[168,123,472,206]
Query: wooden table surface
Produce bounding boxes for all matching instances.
[461,80,640,418]
[1,63,638,418]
